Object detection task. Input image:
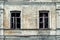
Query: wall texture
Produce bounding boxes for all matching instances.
[0,0,60,40]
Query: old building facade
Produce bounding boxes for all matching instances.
[0,0,60,40]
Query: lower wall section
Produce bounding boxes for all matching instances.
[4,35,56,40]
[2,35,60,40]
[4,29,56,35]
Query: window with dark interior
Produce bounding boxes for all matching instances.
[10,11,21,29]
[39,10,49,29]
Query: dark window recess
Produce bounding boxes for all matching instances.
[16,13,20,17]
[45,18,48,28]
[39,10,49,29]
[39,13,43,17]
[10,11,21,29]
[11,13,15,17]
[45,23,48,28]
[39,23,43,28]
[45,18,48,23]
[17,18,20,28]
[11,23,13,29]
[44,13,48,17]
[11,18,13,22]
[39,18,43,22]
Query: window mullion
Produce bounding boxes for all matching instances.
[44,17,45,29]
[16,17,17,29]
[13,17,14,29]
[15,13,17,29]
[15,17,17,29]
[43,14,45,29]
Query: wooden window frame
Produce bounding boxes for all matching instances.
[10,11,21,29]
[39,10,49,29]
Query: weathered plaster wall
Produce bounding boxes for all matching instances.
[3,3,56,35]
[0,0,60,40]
[22,5,37,29]
[4,5,22,29]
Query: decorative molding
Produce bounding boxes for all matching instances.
[5,2,56,5]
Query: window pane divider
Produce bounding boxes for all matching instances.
[39,11,49,29]
[10,11,21,29]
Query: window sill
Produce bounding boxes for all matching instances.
[4,28,51,30]
[39,28,51,30]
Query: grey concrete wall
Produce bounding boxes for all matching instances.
[4,36,56,40]
[4,0,60,2]
[3,0,59,2]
